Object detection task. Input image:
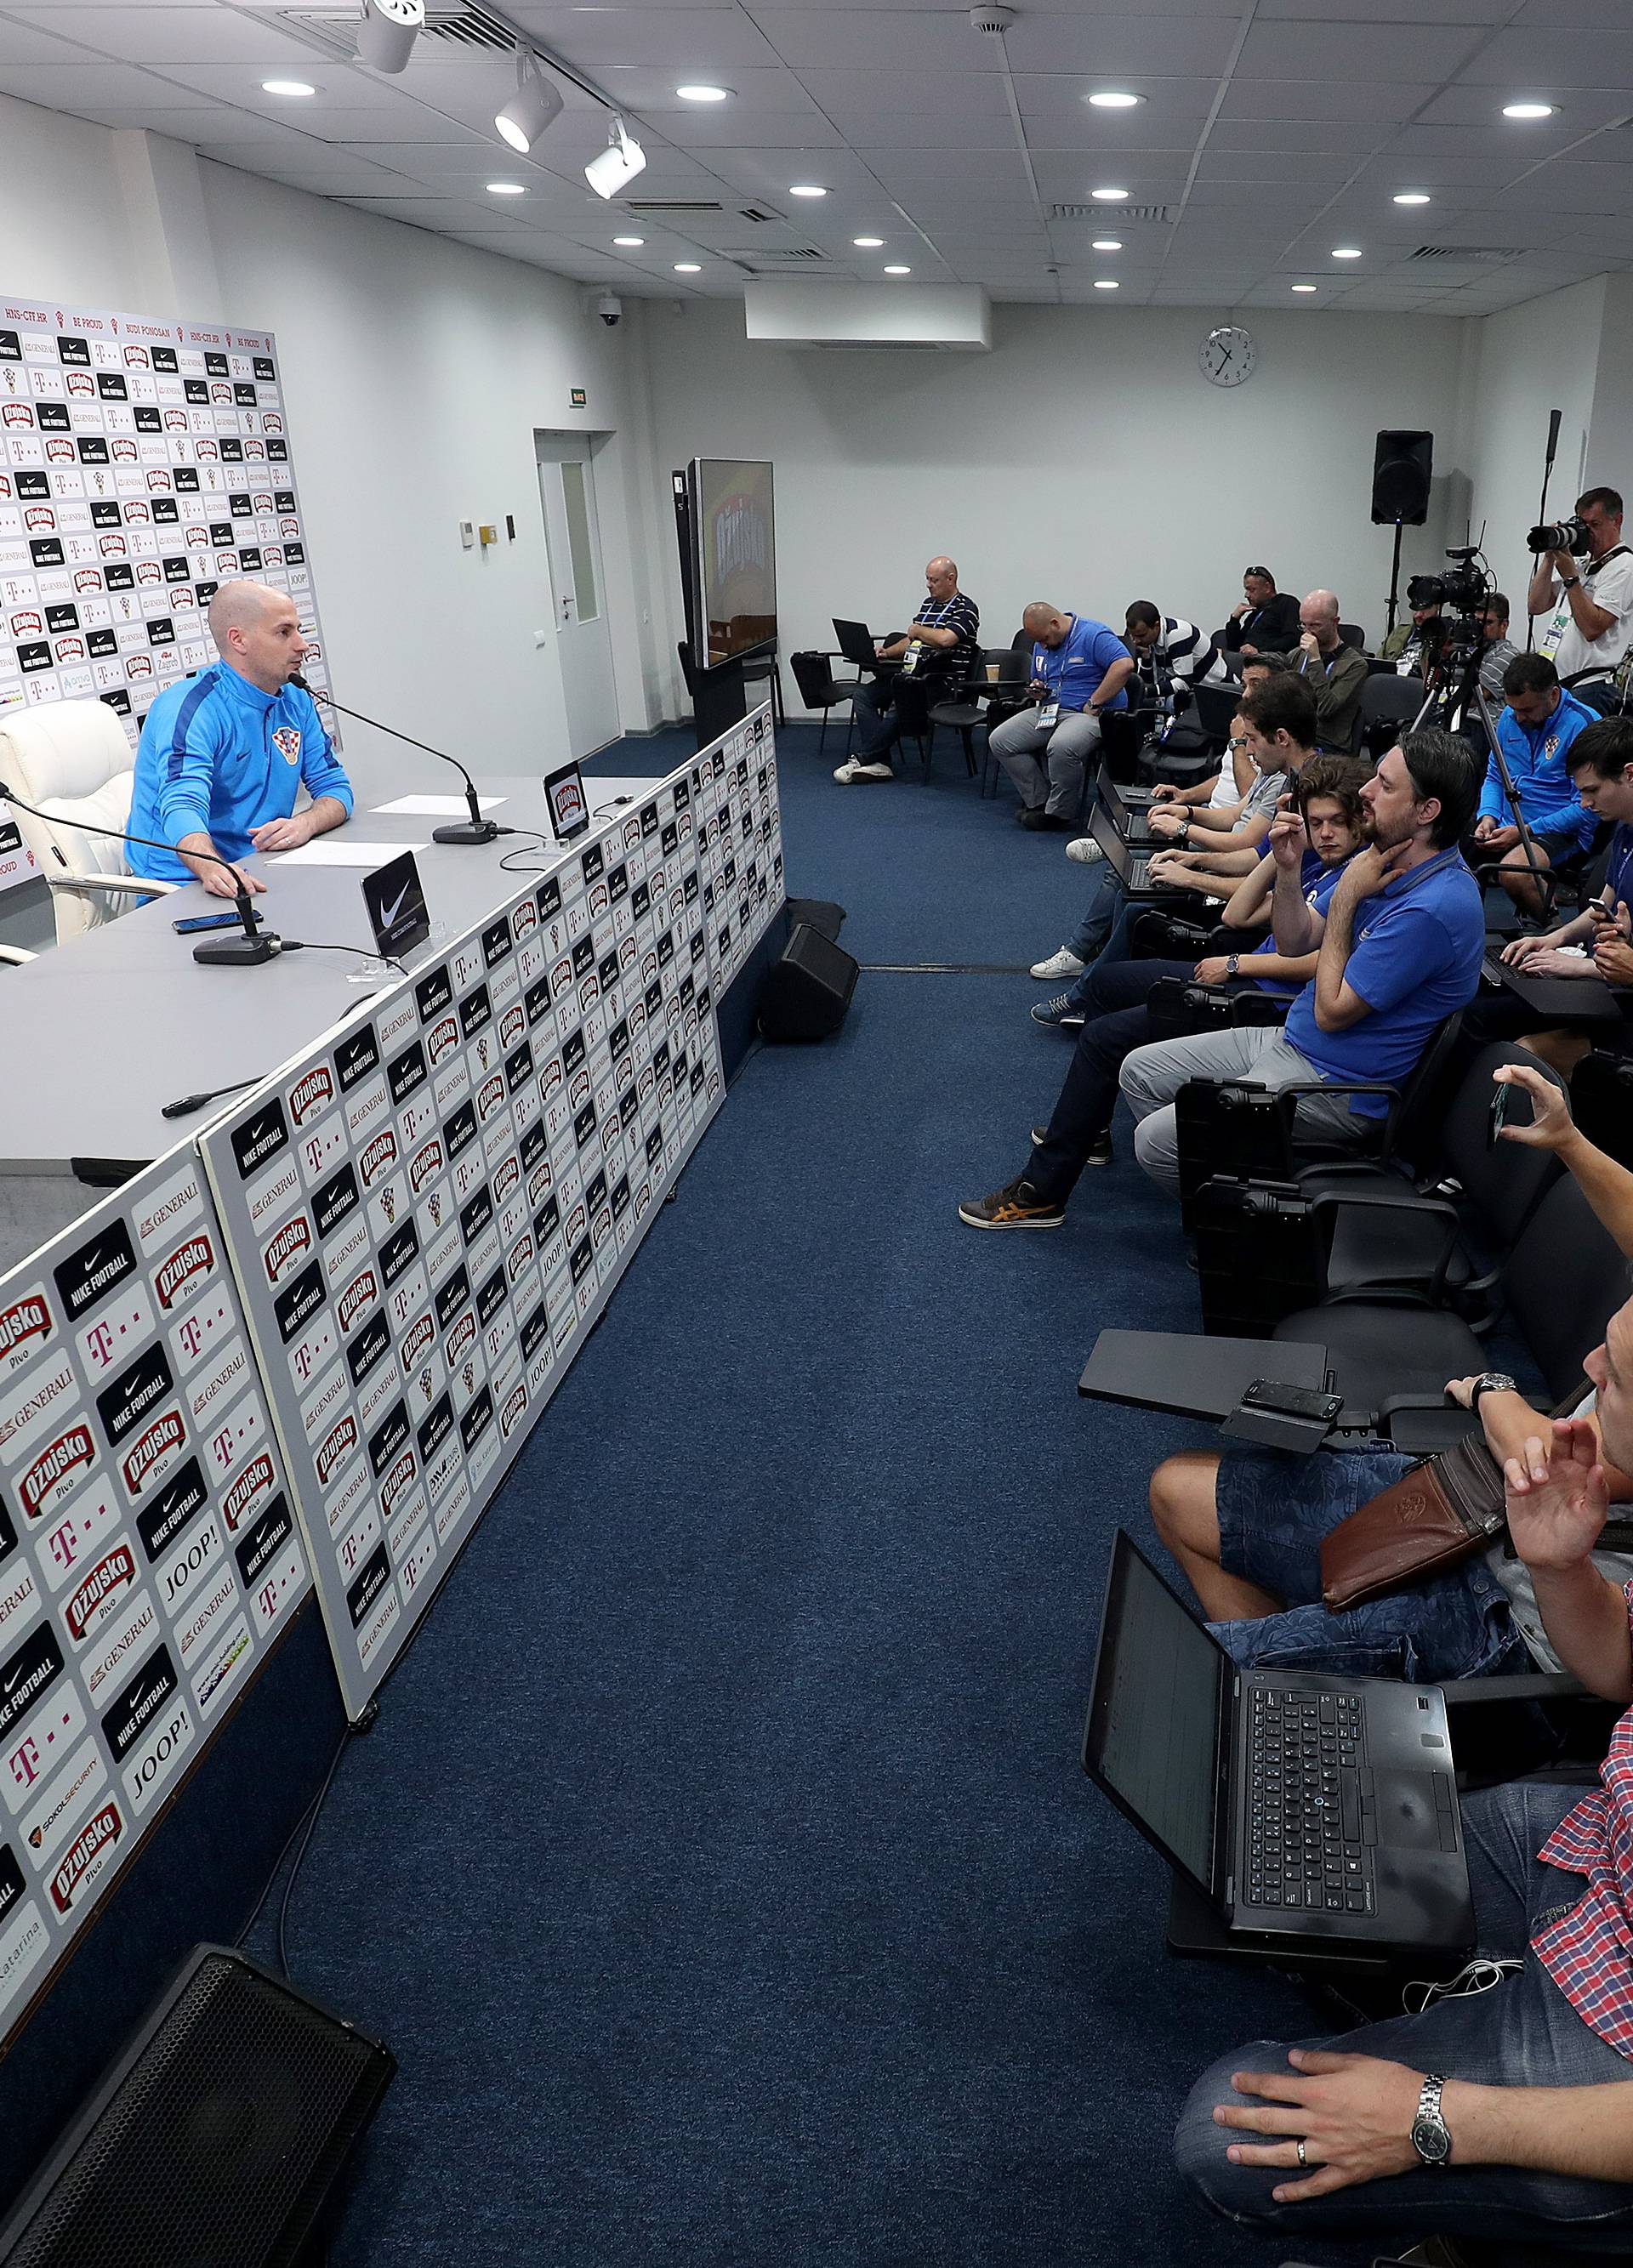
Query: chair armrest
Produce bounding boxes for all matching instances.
[1310,1186,1458,1224]
[1374,1391,1461,1418]
[1274,1080,1403,1107]
[0,943,35,966]
[52,872,179,898]
[1441,1671,1587,1705]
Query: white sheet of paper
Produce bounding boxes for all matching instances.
[274,839,430,867]
[368,794,506,816]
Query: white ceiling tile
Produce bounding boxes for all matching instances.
[5,5,325,64]
[498,9,785,70]
[0,16,110,65]
[0,59,220,105]
[1004,17,1246,74]
[1414,86,1631,128]
[344,136,542,173]
[200,149,418,192]
[1220,77,1438,122]
[1458,28,1633,85]
[1258,0,1508,16]
[1205,117,1395,154]
[145,57,427,110]
[658,108,846,148]
[742,12,1011,71]
[1195,150,1363,185]
[784,67,1010,119]
[1235,20,1488,79]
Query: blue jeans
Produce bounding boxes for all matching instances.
[1176,1778,1633,2246]
[1211,1445,1532,1682]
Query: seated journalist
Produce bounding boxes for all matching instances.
[128,578,351,894]
[1474,651,1597,919]
[1286,589,1369,753]
[833,555,979,785]
[1222,566,1300,657]
[987,601,1135,831]
[1175,1112,1633,2247]
[959,757,1367,1219]
[1117,730,1484,1193]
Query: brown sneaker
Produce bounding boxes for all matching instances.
[957,1178,1066,1230]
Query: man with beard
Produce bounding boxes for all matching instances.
[1118,729,1483,1194]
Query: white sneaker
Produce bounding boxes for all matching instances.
[833,758,862,782]
[853,761,894,781]
[1065,837,1105,865]
[1030,946,1086,981]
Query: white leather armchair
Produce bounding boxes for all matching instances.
[0,701,179,945]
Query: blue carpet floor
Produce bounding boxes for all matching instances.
[291,722,1376,2267]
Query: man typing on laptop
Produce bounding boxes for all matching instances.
[1173,1093,1633,2249]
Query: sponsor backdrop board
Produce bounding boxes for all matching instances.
[0,290,331,895]
[201,716,781,1718]
[0,1145,311,2049]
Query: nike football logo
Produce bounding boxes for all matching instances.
[379,883,412,929]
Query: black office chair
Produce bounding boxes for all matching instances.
[788,649,859,760]
[1338,621,1368,651]
[1357,671,1426,759]
[741,645,784,726]
[1188,681,1240,753]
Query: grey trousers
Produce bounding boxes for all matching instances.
[987,708,1103,816]
[1118,1026,1368,1192]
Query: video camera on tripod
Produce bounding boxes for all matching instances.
[1404,546,1493,622]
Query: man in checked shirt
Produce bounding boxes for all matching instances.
[1175,1108,1633,2246]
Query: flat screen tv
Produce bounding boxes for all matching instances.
[680,458,777,668]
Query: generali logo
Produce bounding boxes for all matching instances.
[287,1066,333,1126]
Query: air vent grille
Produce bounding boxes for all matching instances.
[1410,245,1526,264]
[624,200,725,214]
[1050,202,1174,224]
[731,248,828,264]
[279,5,516,55]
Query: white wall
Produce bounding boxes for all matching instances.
[640,299,1472,712]
[1460,277,1605,614]
[196,162,665,795]
[0,91,142,309]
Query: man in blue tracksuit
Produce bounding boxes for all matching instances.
[128,579,352,895]
[1476,651,1596,918]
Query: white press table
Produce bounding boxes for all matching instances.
[0,774,661,1175]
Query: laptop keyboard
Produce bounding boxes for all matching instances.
[1241,1687,1375,1915]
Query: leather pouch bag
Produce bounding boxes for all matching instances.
[1318,1432,1506,1612]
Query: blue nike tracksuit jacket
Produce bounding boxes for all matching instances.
[128,662,353,882]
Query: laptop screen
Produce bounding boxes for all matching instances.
[1089,793,1130,871]
[1084,1532,1230,1895]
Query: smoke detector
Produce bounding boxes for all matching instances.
[970,4,1014,32]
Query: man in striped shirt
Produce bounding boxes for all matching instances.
[1177,1165,1633,2244]
[1122,603,1232,705]
[834,556,979,783]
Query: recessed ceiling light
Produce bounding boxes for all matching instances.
[674,262,702,273]
[1393,191,1431,205]
[1091,186,1129,202]
[675,84,731,102]
[261,78,316,98]
[1291,282,1317,293]
[1087,90,1142,109]
[613,235,644,247]
[1094,278,1119,290]
[486,181,526,196]
[1503,100,1556,119]
[853,236,885,247]
[789,183,827,198]
[1333,246,1363,259]
[884,264,911,275]
[1091,238,1123,252]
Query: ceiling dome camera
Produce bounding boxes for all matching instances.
[596,292,623,327]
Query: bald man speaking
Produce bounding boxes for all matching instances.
[128,579,353,895]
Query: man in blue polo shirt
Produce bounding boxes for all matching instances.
[1118,730,1483,1194]
[988,601,1135,831]
[128,578,352,894]
[1476,651,1596,918]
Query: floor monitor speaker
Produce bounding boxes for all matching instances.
[758,921,858,1041]
[1371,430,1434,526]
[0,1945,394,2266]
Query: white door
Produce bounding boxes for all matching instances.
[535,433,621,760]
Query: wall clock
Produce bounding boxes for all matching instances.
[1200,325,1256,387]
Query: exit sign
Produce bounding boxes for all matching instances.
[569,388,587,408]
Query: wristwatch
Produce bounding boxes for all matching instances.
[1470,1372,1518,1409]
[1562,574,1581,589]
[1410,2072,1453,2167]
[1225,953,1239,976]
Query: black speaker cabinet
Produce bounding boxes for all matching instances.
[758,921,859,1041]
[0,1945,394,2266]
[1371,429,1434,526]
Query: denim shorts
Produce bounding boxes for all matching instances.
[1210,1445,1533,1682]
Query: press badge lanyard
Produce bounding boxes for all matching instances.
[1037,617,1076,727]
[902,596,957,676]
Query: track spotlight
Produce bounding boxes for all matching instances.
[585,117,646,198]
[495,46,564,153]
[355,0,423,77]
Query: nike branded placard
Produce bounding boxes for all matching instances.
[196,720,775,1718]
[361,852,430,966]
[0,1142,309,2048]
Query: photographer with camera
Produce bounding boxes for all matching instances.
[1528,486,1633,682]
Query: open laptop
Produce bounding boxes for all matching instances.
[833,618,885,672]
[1083,1531,1474,1958]
[1481,941,1624,1026]
[1095,764,1164,846]
[1089,793,1164,889]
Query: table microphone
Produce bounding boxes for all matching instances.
[289,674,506,846]
[0,779,277,967]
